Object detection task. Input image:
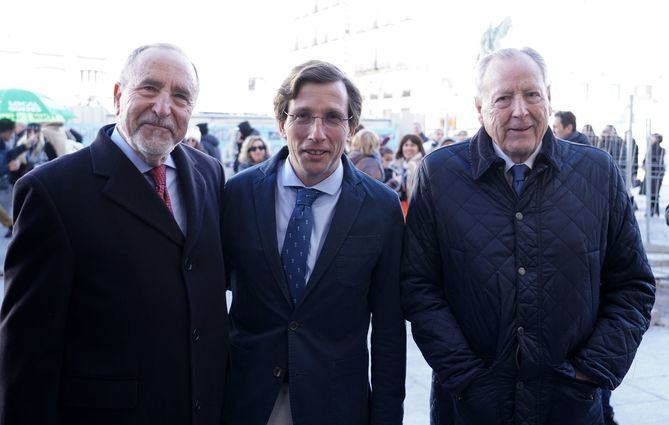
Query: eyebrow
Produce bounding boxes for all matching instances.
[137,77,194,99]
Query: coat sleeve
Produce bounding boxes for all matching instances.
[0,173,74,425]
[368,193,406,425]
[400,160,487,394]
[572,160,655,390]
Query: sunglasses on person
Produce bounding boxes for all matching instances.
[248,145,266,153]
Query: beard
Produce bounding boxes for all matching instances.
[130,115,181,158]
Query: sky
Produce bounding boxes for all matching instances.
[1,0,666,134]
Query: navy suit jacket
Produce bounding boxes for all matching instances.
[0,125,229,425]
[222,147,406,425]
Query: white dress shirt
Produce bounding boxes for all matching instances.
[275,157,343,283]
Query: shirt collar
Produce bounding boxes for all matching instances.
[279,157,343,196]
[492,140,543,173]
[110,125,176,173]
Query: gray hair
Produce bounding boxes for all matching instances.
[475,47,548,97]
[118,43,200,93]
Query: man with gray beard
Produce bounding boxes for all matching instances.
[0,44,229,425]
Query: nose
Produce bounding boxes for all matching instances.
[152,91,173,118]
[511,94,529,118]
[308,117,327,141]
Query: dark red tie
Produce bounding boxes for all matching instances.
[149,165,173,213]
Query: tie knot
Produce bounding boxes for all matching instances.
[149,165,167,186]
[295,187,322,207]
[510,164,530,183]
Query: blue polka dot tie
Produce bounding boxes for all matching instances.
[281,187,322,305]
[511,164,530,195]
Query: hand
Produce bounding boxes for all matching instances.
[574,369,597,385]
[8,159,20,172]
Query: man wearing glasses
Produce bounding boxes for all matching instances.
[222,60,406,425]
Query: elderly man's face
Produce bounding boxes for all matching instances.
[280,81,352,187]
[114,47,198,166]
[476,54,551,163]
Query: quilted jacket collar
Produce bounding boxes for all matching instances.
[469,127,564,180]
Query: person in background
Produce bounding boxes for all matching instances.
[582,124,599,147]
[640,133,665,217]
[401,47,654,425]
[552,111,590,144]
[380,146,395,183]
[232,120,258,173]
[184,126,205,153]
[349,129,383,180]
[412,121,429,143]
[454,130,468,142]
[390,134,425,216]
[423,128,444,154]
[9,123,56,183]
[195,122,222,161]
[237,134,270,170]
[440,137,456,147]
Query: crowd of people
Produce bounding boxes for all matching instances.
[0,43,659,425]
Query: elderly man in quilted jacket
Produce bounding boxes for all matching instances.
[401,47,655,425]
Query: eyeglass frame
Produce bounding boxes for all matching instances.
[283,110,353,129]
[247,145,267,153]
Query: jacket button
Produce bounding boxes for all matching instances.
[273,367,283,378]
[517,326,524,336]
[515,212,524,220]
[518,267,526,276]
[193,399,201,413]
[516,381,524,390]
[192,328,200,343]
[288,321,299,331]
[184,258,193,272]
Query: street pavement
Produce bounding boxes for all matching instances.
[1,183,668,424]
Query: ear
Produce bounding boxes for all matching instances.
[347,124,357,144]
[278,120,286,139]
[113,83,122,116]
[475,96,484,124]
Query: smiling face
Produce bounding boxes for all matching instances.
[402,139,420,160]
[279,81,352,186]
[114,47,198,166]
[475,53,551,163]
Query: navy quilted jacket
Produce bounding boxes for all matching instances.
[401,128,655,425]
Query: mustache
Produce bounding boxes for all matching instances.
[138,117,176,133]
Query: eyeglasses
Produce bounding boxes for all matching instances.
[248,145,266,153]
[284,110,352,129]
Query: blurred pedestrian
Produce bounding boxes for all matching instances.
[380,146,395,183]
[582,124,599,147]
[237,134,270,170]
[222,59,406,425]
[390,134,424,216]
[0,43,230,425]
[640,133,665,216]
[9,123,56,183]
[349,129,383,180]
[195,122,222,161]
[552,111,590,144]
[401,47,655,425]
[231,120,258,173]
[413,121,429,143]
[454,130,468,142]
[424,128,444,154]
[184,125,205,152]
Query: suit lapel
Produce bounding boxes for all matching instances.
[254,153,293,306]
[172,145,206,254]
[298,158,365,307]
[91,126,184,246]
